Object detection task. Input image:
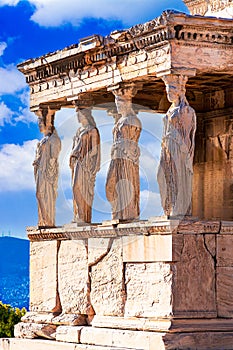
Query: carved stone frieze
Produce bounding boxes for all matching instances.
[184,0,209,15]
[17,10,233,111]
[184,0,233,17]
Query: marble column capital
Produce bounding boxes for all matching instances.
[73,93,94,110]
[34,106,59,127]
[108,82,142,100]
[161,74,188,89]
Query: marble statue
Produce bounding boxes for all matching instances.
[157,74,196,217]
[70,108,100,223]
[33,108,61,227]
[106,87,142,220]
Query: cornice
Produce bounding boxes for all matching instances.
[184,0,233,16]
[26,218,221,241]
[17,10,233,86]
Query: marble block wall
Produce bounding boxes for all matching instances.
[193,111,233,221]
[28,220,233,321]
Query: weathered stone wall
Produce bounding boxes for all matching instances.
[89,238,125,317]
[58,240,89,314]
[13,220,233,349]
[193,103,233,220]
[28,220,233,321]
[30,241,58,312]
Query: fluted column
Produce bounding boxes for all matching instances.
[157,74,197,217]
[106,83,142,221]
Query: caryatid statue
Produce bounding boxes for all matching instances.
[157,74,196,217]
[70,106,101,224]
[106,84,142,221]
[33,107,61,228]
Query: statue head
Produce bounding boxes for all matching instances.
[36,107,55,135]
[112,84,138,118]
[162,74,188,105]
[38,115,46,133]
[76,107,96,128]
[115,95,134,117]
[107,107,121,124]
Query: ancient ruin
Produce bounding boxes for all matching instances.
[33,107,61,228]
[106,83,142,221]
[70,103,101,224]
[157,74,196,217]
[1,0,233,349]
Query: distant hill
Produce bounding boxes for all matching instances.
[0,237,29,309]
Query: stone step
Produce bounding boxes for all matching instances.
[3,327,233,350]
[0,338,130,350]
[91,315,233,332]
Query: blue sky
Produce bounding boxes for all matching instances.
[0,0,188,238]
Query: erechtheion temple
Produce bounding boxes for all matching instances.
[1,0,233,349]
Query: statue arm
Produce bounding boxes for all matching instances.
[50,135,61,158]
[89,129,101,174]
[45,134,61,180]
[32,142,40,168]
[69,136,82,168]
[32,140,45,177]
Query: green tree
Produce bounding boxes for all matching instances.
[0,301,26,337]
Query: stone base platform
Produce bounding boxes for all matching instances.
[2,321,233,350]
[9,218,233,349]
[0,338,130,350]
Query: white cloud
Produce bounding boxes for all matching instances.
[0,42,7,56]
[0,0,19,5]
[15,106,37,124]
[0,101,13,126]
[15,89,37,123]
[0,0,188,27]
[0,140,38,191]
[0,64,26,94]
[0,65,31,125]
[140,190,163,218]
[28,0,157,27]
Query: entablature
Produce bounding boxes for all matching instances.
[17,10,233,112]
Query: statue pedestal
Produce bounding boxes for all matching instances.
[5,219,233,349]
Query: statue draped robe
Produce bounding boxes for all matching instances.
[33,129,61,227]
[106,115,141,220]
[157,101,196,216]
[70,125,100,223]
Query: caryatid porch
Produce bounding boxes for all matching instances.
[8,8,233,350]
[18,10,233,221]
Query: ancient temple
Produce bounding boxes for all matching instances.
[1,0,233,349]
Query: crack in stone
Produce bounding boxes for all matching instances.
[203,233,217,314]
[51,240,62,315]
[179,235,185,257]
[88,238,114,267]
[87,238,114,323]
[203,234,216,260]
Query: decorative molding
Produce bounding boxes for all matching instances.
[26,219,222,241]
[184,0,233,16]
[18,10,233,87]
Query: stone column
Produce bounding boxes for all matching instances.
[33,106,61,228]
[70,95,101,224]
[28,105,62,326]
[106,83,142,221]
[157,74,197,217]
